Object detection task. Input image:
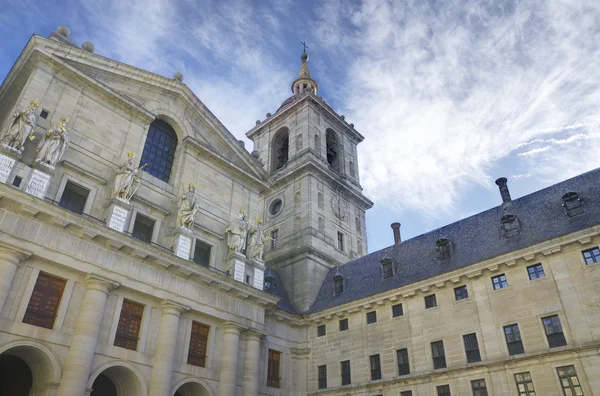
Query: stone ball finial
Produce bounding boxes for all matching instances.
[340,115,345,120]
[173,72,184,82]
[251,150,260,159]
[55,25,71,38]
[266,113,272,118]
[82,42,95,53]
[255,120,261,126]
[237,140,245,148]
[350,123,355,128]
[300,53,309,62]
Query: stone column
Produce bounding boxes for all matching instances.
[148,300,190,396]
[57,274,118,396]
[242,330,264,396]
[0,247,29,314]
[290,348,311,396]
[218,322,242,396]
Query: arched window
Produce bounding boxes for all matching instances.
[296,134,303,151]
[314,134,321,155]
[318,192,324,209]
[140,119,178,182]
[271,128,289,172]
[326,129,340,172]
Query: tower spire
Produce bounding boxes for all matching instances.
[292,43,318,95]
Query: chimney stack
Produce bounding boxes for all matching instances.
[391,222,401,244]
[495,177,512,204]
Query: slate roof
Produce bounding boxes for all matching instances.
[308,167,600,314]
[263,267,298,314]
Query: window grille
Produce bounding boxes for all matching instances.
[270,229,279,249]
[396,348,410,376]
[514,372,536,396]
[267,349,281,388]
[369,354,382,380]
[23,273,66,329]
[562,192,586,217]
[431,341,447,369]
[527,263,545,280]
[582,247,600,264]
[114,299,144,350]
[140,119,178,182]
[492,274,508,290]
[504,324,524,355]
[542,315,567,347]
[187,322,209,367]
[463,333,481,363]
[557,365,584,396]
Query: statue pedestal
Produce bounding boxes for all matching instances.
[251,260,265,290]
[226,252,266,290]
[106,198,132,233]
[24,162,55,199]
[0,145,22,184]
[173,227,193,259]
[227,252,247,283]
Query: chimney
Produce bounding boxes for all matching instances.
[391,222,401,244]
[495,177,512,204]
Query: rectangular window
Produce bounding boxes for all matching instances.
[471,379,488,396]
[504,324,525,355]
[492,274,508,290]
[334,277,344,295]
[318,365,327,389]
[40,109,49,119]
[340,360,351,385]
[542,315,567,347]
[369,354,381,380]
[337,232,344,251]
[582,247,600,265]
[114,299,144,350]
[271,229,279,249]
[454,285,468,300]
[193,240,211,267]
[514,372,536,396]
[12,175,22,187]
[317,324,326,337]
[132,214,155,243]
[437,385,451,396]
[431,341,447,369]
[187,321,209,367]
[392,303,404,317]
[396,348,410,376]
[23,272,66,329]
[463,333,481,363]
[401,392,413,396]
[557,365,584,396]
[267,349,281,388]
[366,311,377,324]
[382,262,393,279]
[59,181,89,215]
[339,318,349,331]
[425,294,437,308]
[527,263,545,280]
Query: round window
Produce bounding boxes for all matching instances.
[270,199,283,216]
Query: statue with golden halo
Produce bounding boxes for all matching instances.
[34,116,69,167]
[112,152,145,202]
[178,182,200,229]
[225,209,248,254]
[1,98,40,152]
[246,217,269,262]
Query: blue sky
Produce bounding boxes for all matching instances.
[1,0,599,252]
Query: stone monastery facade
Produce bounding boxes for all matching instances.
[0,26,598,396]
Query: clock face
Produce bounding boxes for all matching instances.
[331,195,347,220]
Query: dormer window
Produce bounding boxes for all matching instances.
[562,192,586,217]
[333,271,344,295]
[381,258,393,279]
[500,215,520,238]
[435,238,452,260]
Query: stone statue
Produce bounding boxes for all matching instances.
[178,183,199,229]
[1,98,40,152]
[34,116,69,168]
[225,209,248,254]
[246,218,269,262]
[112,152,144,202]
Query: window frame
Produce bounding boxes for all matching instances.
[392,303,404,318]
[366,310,377,325]
[192,238,212,267]
[339,318,349,332]
[542,314,567,348]
[333,276,344,295]
[340,360,351,385]
[317,365,327,389]
[369,354,382,381]
[129,211,158,244]
[425,294,437,309]
[396,348,410,376]
[114,299,144,351]
[317,324,326,337]
[58,180,90,215]
[382,261,393,279]
[503,323,525,355]
[267,349,282,388]
[454,285,468,301]
[471,379,488,396]
[556,365,584,396]
[270,229,279,249]
[491,274,508,290]
[463,333,482,363]
[140,119,178,183]
[54,176,97,215]
[514,371,536,396]
[187,321,210,367]
[527,263,545,280]
[22,272,67,330]
[582,247,600,265]
[436,384,451,396]
[431,340,447,369]
[337,231,344,251]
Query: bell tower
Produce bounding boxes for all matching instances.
[247,51,373,312]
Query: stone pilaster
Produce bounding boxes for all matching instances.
[290,348,311,395]
[242,329,265,396]
[217,321,242,396]
[0,247,30,314]
[148,300,190,396]
[56,274,119,396]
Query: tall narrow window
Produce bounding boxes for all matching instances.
[267,349,281,388]
[333,274,344,295]
[132,214,155,243]
[471,379,488,396]
[382,260,393,279]
[369,354,381,380]
[355,216,361,233]
[318,217,325,232]
[187,321,209,367]
[318,365,327,389]
[296,133,303,151]
[463,333,481,363]
[337,232,344,251]
[514,372,536,396]
[317,324,326,337]
[431,341,447,369]
[349,161,355,177]
[314,134,321,155]
[140,119,178,182]
[59,181,89,215]
[504,324,525,355]
[340,360,351,385]
[295,192,301,209]
[542,315,567,347]
[23,273,66,329]
[271,229,279,249]
[436,385,451,396]
[326,129,340,172]
[557,366,584,396]
[193,240,211,267]
[318,192,324,209]
[114,299,144,350]
[397,348,410,376]
[271,127,289,171]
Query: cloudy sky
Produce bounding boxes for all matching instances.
[1,0,599,252]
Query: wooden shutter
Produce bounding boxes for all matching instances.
[114,299,144,350]
[187,321,209,367]
[23,273,66,329]
[267,349,281,388]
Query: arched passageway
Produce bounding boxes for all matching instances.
[0,343,58,396]
[89,364,144,396]
[173,380,212,396]
[0,354,32,396]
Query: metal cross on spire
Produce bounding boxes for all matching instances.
[301,41,308,54]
